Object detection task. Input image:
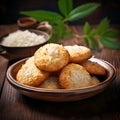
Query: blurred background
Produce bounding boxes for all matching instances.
[0,0,120,25]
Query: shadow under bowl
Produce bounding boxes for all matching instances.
[6,57,116,102]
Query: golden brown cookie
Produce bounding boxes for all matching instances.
[64,45,92,63]
[39,75,61,89]
[59,63,93,89]
[91,76,100,86]
[34,43,70,72]
[16,56,49,86]
[81,60,106,75]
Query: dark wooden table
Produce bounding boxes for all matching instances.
[0,24,120,120]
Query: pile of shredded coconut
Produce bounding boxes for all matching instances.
[1,30,46,47]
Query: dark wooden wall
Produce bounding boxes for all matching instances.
[0,0,120,24]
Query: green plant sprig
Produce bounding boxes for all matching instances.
[21,0,100,42]
[20,0,120,49]
[83,18,120,49]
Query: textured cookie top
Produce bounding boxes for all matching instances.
[64,45,92,63]
[59,63,93,89]
[81,60,106,75]
[39,76,60,89]
[16,56,49,86]
[34,43,70,72]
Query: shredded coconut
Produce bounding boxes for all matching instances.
[48,45,58,55]
[1,30,46,47]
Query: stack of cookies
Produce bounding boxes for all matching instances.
[16,43,106,89]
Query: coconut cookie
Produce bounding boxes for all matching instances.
[91,76,100,86]
[59,63,93,89]
[64,45,92,63]
[39,76,60,89]
[34,43,70,72]
[81,60,106,75]
[16,56,49,86]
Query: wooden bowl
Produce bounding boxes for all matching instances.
[6,57,116,102]
[0,29,50,59]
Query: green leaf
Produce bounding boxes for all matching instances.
[100,37,120,49]
[97,18,110,35]
[68,3,100,21]
[48,37,58,43]
[102,28,119,38]
[55,22,66,39]
[20,10,63,24]
[89,37,99,49]
[84,37,99,49]
[51,22,71,42]
[89,29,97,37]
[84,37,90,47]
[58,0,73,17]
[83,22,90,35]
[87,37,99,49]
